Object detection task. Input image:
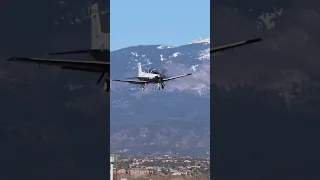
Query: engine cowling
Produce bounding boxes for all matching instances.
[154,76,164,83]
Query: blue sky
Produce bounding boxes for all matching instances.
[110,0,210,51]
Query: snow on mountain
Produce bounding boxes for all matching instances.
[110,38,210,95]
[188,37,210,45]
[110,38,210,155]
[157,45,174,49]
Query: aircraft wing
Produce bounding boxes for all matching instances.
[163,73,192,82]
[6,57,109,72]
[112,79,147,84]
[210,38,262,54]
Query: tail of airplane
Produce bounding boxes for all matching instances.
[90,3,105,50]
[48,3,109,55]
[138,63,142,77]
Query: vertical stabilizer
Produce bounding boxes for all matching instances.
[90,3,104,49]
[137,63,142,77]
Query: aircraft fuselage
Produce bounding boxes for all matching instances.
[138,74,162,84]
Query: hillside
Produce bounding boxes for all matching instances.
[109,38,210,155]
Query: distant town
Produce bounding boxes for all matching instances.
[111,154,210,180]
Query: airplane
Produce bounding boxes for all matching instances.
[6,3,111,92]
[210,37,262,54]
[112,63,192,91]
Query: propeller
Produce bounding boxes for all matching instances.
[160,68,168,78]
[161,68,168,74]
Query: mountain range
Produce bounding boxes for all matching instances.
[0,37,211,156]
[110,37,210,156]
[1,0,320,178]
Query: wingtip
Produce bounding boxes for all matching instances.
[256,37,263,41]
[246,37,263,44]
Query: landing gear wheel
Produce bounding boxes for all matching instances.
[140,85,145,91]
[161,85,164,89]
[104,79,110,92]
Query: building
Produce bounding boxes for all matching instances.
[115,169,154,177]
[110,154,119,180]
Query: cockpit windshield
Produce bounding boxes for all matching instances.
[145,68,160,74]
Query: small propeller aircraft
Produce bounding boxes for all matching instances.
[113,63,191,91]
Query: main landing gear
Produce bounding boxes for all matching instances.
[157,83,165,90]
[104,78,110,92]
[97,71,110,92]
[140,84,146,91]
[140,83,165,91]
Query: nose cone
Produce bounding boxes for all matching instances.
[155,75,162,83]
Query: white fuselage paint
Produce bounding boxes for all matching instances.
[137,73,161,84]
[137,63,162,84]
[140,72,160,78]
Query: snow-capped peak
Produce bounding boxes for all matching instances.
[157,45,174,49]
[188,37,210,44]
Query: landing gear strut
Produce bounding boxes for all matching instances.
[158,83,165,90]
[104,78,110,92]
[140,84,145,91]
[97,71,110,92]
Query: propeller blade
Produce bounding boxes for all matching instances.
[160,69,168,78]
[161,68,168,75]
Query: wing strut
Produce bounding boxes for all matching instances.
[97,72,105,84]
